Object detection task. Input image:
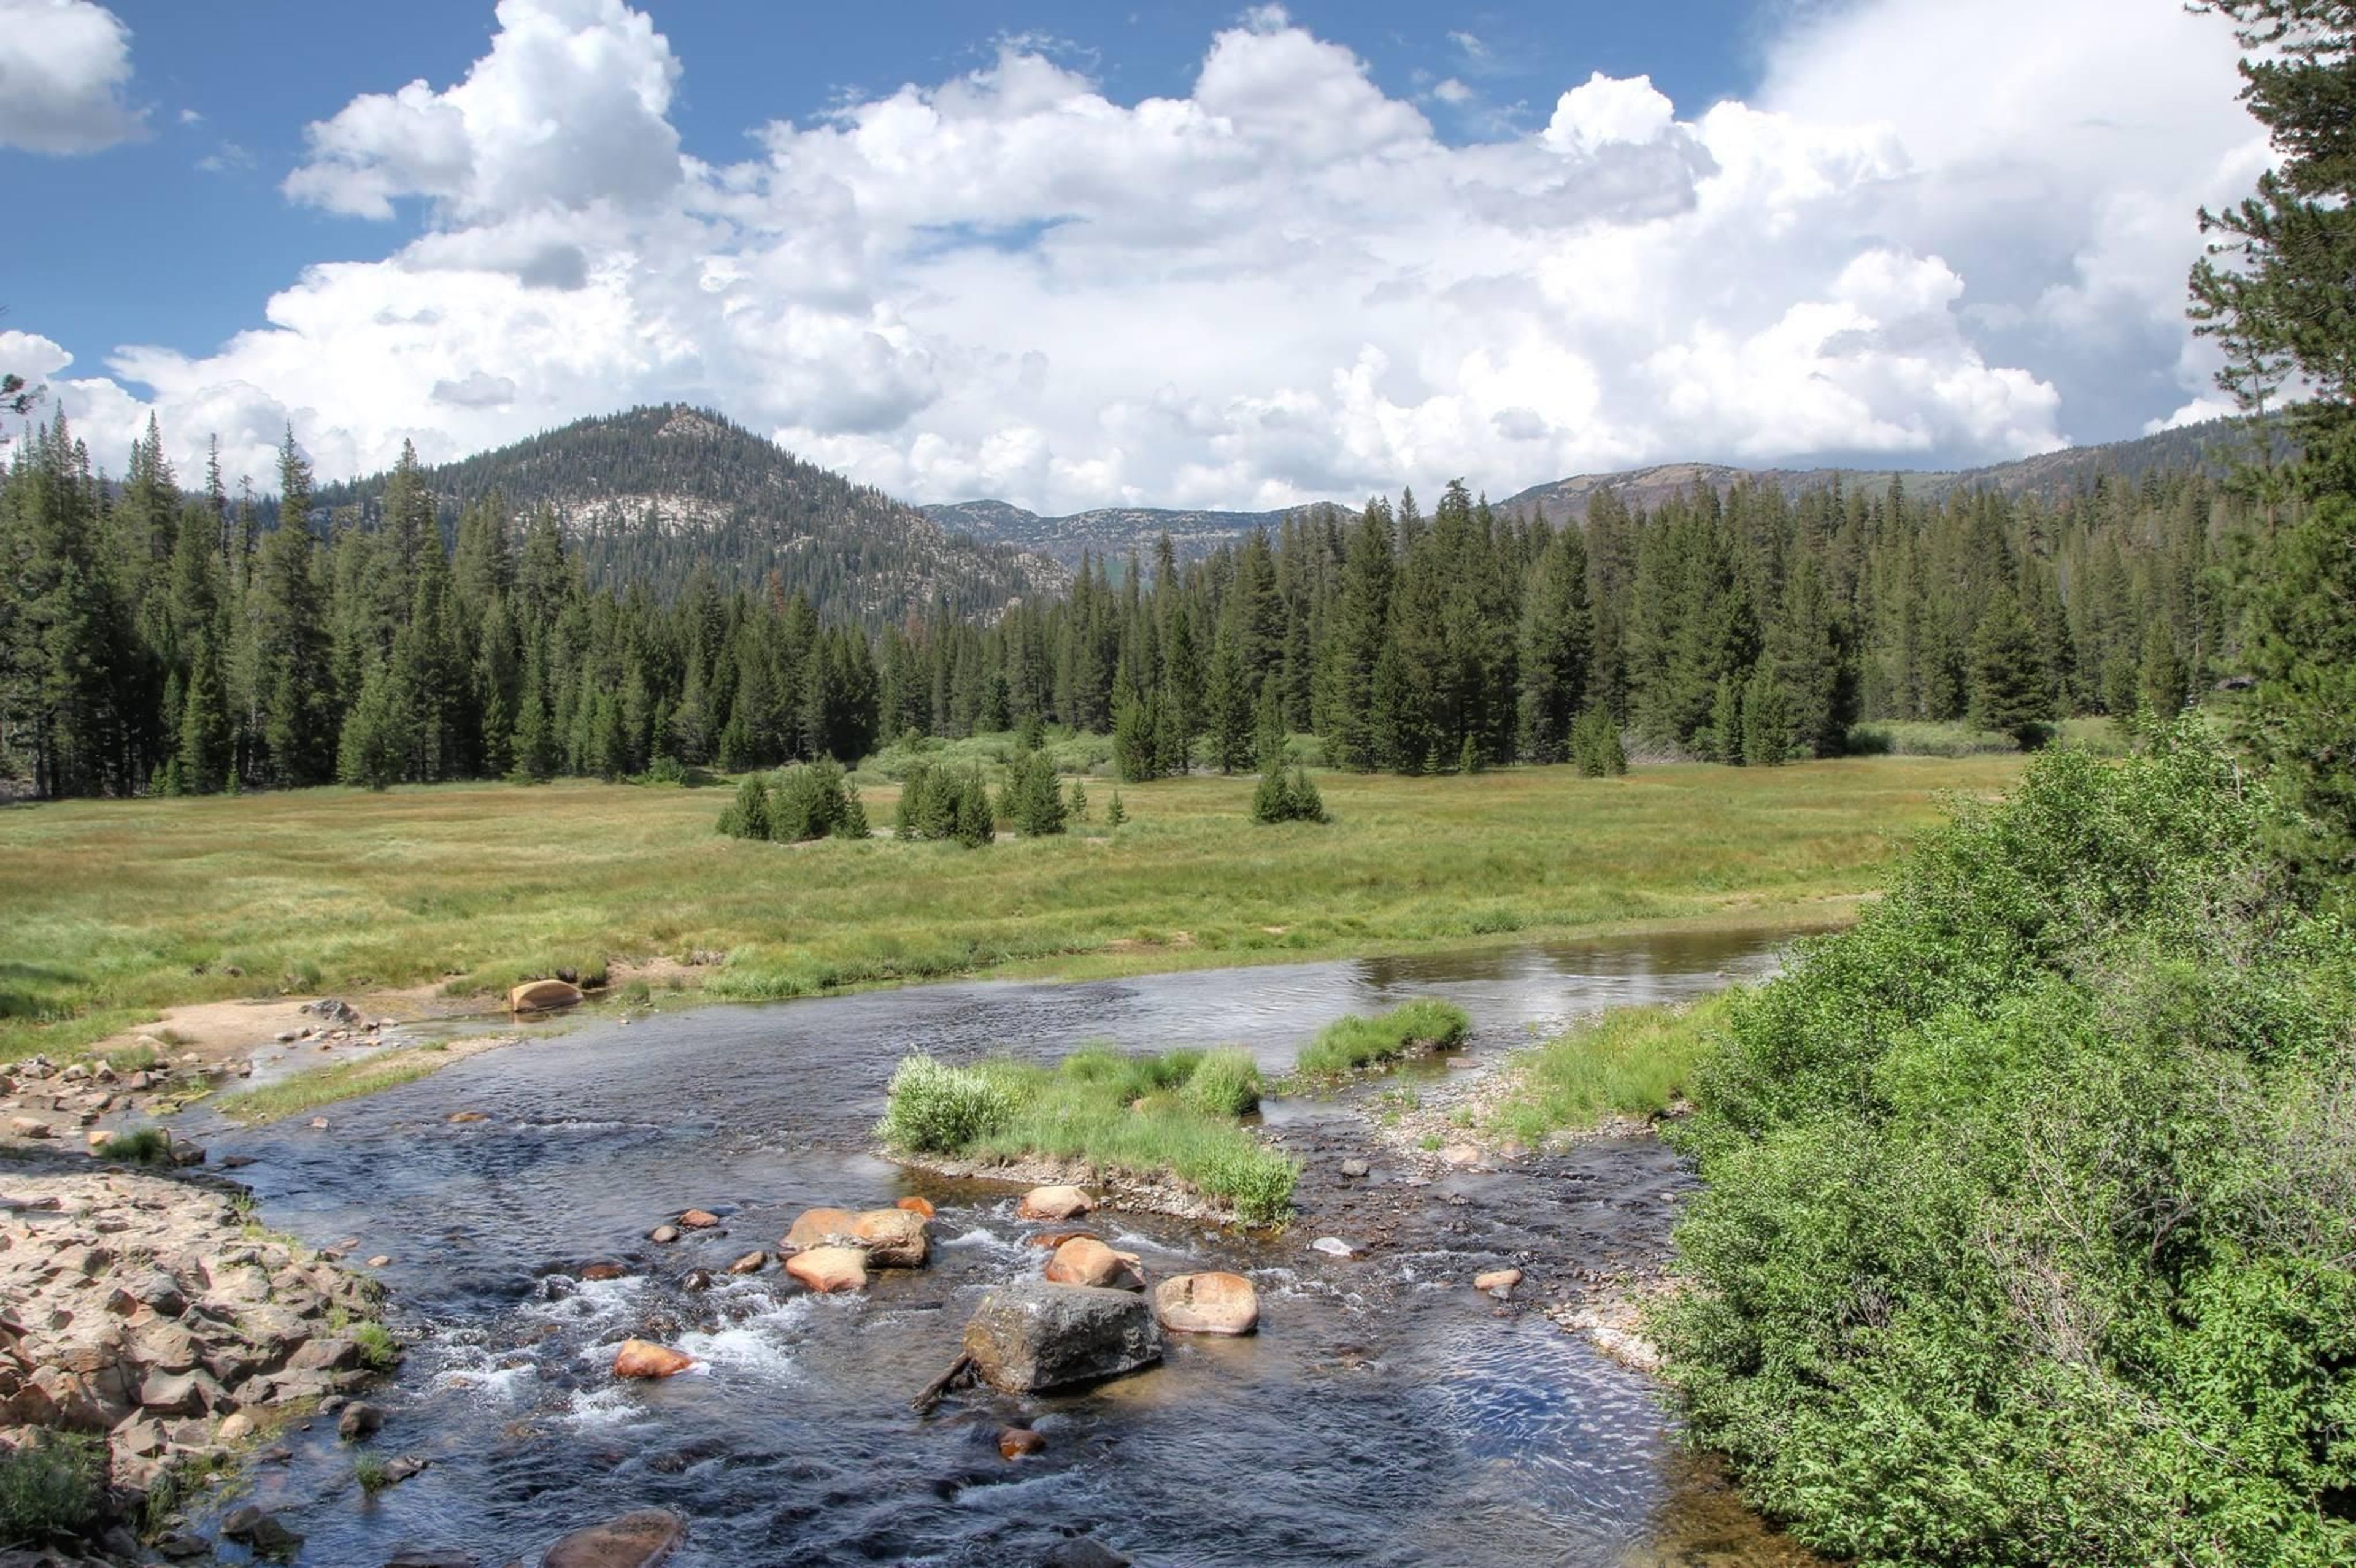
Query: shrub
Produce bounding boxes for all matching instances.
[771,759,860,842]
[875,1055,1020,1152]
[1655,728,2356,1566]
[350,1321,400,1371]
[1295,997,1469,1077]
[894,762,995,847]
[1571,707,1627,776]
[1105,789,1126,828]
[715,775,771,840]
[0,1433,104,1548]
[636,754,688,786]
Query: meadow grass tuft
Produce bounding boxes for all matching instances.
[0,755,2022,1061]
[877,1045,1295,1224]
[1486,994,1731,1144]
[92,1126,172,1164]
[214,1050,447,1124]
[1294,997,1470,1077]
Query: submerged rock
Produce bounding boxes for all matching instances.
[1018,1185,1095,1221]
[221,1503,303,1559]
[1311,1236,1365,1259]
[1152,1272,1260,1335]
[541,1507,686,1568]
[612,1340,694,1380]
[1041,1539,1133,1568]
[962,1279,1163,1393]
[998,1425,1047,1458]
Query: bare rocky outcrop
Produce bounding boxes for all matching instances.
[0,1167,391,1494]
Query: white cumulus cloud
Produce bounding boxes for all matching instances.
[25,0,2273,513]
[0,0,142,153]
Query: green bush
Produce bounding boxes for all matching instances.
[1295,997,1469,1077]
[771,759,864,842]
[715,775,771,839]
[0,1433,104,1548]
[351,1321,400,1372]
[1656,728,2356,1567]
[893,761,995,847]
[1250,766,1330,824]
[1572,707,1628,776]
[875,1055,1020,1152]
[998,750,1067,836]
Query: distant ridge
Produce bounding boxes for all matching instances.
[926,418,2271,566]
[318,405,1068,627]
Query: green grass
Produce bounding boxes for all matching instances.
[0,1433,103,1548]
[350,1321,400,1371]
[0,752,2023,1061]
[877,1044,1297,1224]
[213,1050,447,1124]
[1294,998,1469,1077]
[1487,994,1732,1145]
[352,1452,388,1493]
[92,1126,172,1164]
[102,1042,163,1073]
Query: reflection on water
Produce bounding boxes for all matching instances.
[194,929,1823,1567]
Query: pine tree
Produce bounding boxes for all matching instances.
[1068,778,1088,822]
[1742,661,1790,767]
[2138,619,2189,717]
[1253,675,1287,771]
[337,655,417,790]
[1967,593,2053,747]
[176,634,232,793]
[1106,788,1127,828]
[1204,634,1253,774]
[718,773,773,840]
[1709,676,1744,765]
[1516,525,1590,764]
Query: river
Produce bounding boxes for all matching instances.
[190,928,1823,1567]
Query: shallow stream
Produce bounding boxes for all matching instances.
[191,929,1822,1567]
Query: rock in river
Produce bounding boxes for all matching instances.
[612,1340,695,1380]
[962,1279,1163,1393]
[1044,1236,1142,1291]
[1152,1271,1260,1335]
[783,1206,857,1251]
[785,1245,868,1294]
[541,1507,687,1568]
[1474,1267,1523,1297]
[509,978,584,1014]
[849,1207,930,1268]
[1018,1185,1095,1221]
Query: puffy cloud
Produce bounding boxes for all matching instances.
[0,0,142,153]
[31,0,2274,512]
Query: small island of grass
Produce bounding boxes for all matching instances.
[876,1044,1297,1224]
[1293,997,1470,1078]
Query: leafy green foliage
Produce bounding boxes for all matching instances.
[1295,997,1469,1077]
[0,1433,104,1548]
[1656,731,2356,1567]
[876,1045,1295,1223]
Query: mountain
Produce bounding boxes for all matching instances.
[919,498,1311,568]
[317,406,1068,626]
[926,419,2276,565]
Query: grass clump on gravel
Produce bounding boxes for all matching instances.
[1293,998,1470,1077]
[877,1044,1296,1224]
[1487,995,1730,1145]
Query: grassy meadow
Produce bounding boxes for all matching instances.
[0,752,2022,1061]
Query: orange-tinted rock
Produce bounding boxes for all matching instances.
[998,1426,1047,1459]
[678,1209,720,1229]
[579,1262,632,1282]
[783,1207,856,1251]
[1025,1229,1098,1249]
[1474,1267,1523,1297]
[1152,1272,1260,1335]
[1044,1236,1142,1291]
[727,1250,768,1274]
[1018,1185,1094,1221]
[447,1110,488,1124]
[895,1196,936,1219]
[542,1508,686,1568]
[849,1207,930,1269]
[785,1245,868,1293]
[612,1339,693,1379]
[509,978,583,1013]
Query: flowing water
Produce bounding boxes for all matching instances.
[190,929,1825,1568]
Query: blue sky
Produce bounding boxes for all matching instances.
[0,0,2271,510]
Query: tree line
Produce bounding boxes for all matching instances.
[0,404,2257,799]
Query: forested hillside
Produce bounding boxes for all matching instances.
[316,405,1066,623]
[0,396,2255,798]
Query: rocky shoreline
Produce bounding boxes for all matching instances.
[0,1156,394,1560]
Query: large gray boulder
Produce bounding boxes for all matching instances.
[962,1280,1163,1393]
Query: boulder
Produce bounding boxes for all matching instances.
[8,1117,52,1139]
[1018,1185,1094,1221]
[1339,1158,1370,1179]
[677,1209,720,1229]
[726,1250,767,1275]
[849,1207,930,1268]
[509,978,584,1014]
[579,1262,633,1283]
[648,1225,680,1245]
[541,1508,686,1568]
[221,1504,303,1559]
[612,1340,694,1380]
[998,1426,1047,1459]
[337,1401,385,1439]
[895,1195,936,1219]
[1044,1237,1143,1291]
[961,1280,1163,1393]
[785,1245,868,1293]
[783,1207,857,1251]
[1474,1267,1523,1297]
[1152,1272,1260,1335]
[1310,1236,1364,1259]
